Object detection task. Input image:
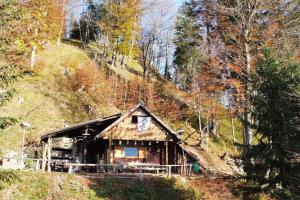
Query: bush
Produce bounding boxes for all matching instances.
[71,62,99,92]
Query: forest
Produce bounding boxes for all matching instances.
[0,0,299,199]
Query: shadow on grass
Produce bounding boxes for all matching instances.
[226,177,265,200]
[86,176,199,200]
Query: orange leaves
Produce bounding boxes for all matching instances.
[71,62,99,92]
[228,63,242,75]
[208,58,218,66]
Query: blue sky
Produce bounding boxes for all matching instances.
[175,0,185,7]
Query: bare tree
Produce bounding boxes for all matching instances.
[139,0,176,79]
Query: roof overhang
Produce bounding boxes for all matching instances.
[90,102,180,143]
[41,113,122,142]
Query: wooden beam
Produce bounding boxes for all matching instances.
[47,138,52,173]
[165,141,168,165]
[174,144,177,165]
[107,135,112,164]
[35,159,40,171]
[159,144,163,165]
[83,141,87,163]
[41,143,47,171]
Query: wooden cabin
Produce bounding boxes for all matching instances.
[40,102,197,172]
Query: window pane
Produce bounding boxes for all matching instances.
[124,147,138,157]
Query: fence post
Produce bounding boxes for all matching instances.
[139,166,143,181]
[68,165,73,174]
[35,159,40,171]
[168,165,171,178]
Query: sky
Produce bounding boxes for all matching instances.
[175,0,185,7]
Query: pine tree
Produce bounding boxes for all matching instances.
[247,49,300,198]
[173,1,201,90]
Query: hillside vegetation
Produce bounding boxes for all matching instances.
[0,42,243,173]
[0,170,200,200]
[0,44,120,155]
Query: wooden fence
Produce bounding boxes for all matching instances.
[20,158,193,180]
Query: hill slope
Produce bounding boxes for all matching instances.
[0,44,119,155]
[0,42,243,174]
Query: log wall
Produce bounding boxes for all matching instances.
[103,109,172,141]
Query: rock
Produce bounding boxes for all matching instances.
[17,96,24,104]
[224,157,245,175]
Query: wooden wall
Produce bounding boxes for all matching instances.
[108,142,165,165]
[103,109,172,141]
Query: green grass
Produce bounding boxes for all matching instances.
[0,171,201,200]
[126,57,143,74]
[87,177,200,200]
[209,117,243,156]
[0,43,118,154]
[0,171,94,199]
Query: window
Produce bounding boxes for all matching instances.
[137,116,151,132]
[124,147,138,157]
[132,115,138,123]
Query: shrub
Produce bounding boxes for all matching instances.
[71,62,99,92]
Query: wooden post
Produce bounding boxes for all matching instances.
[47,138,52,173]
[139,166,143,181]
[160,145,163,165]
[189,165,192,176]
[35,159,40,171]
[182,151,185,176]
[83,141,87,164]
[174,144,176,164]
[41,143,47,171]
[107,135,112,164]
[168,165,171,178]
[165,141,168,165]
[174,144,177,173]
[68,165,73,174]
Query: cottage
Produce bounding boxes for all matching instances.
[40,102,197,173]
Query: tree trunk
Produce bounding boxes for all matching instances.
[114,74,118,104]
[211,97,218,136]
[56,0,66,46]
[121,55,126,69]
[231,114,236,144]
[198,109,202,134]
[243,31,252,147]
[103,34,109,58]
[30,45,37,70]
[164,31,169,78]
[112,51,117,67]
[206,111,209,152]
[123,86,127,111]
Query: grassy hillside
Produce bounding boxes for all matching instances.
[0,170,270,200]
[0,42,244,173]
[0,170,200,200]
[0,44,119,155]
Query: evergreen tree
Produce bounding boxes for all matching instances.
[247,49,300,199]
[72,0,100,46]
[173,1,202,90]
